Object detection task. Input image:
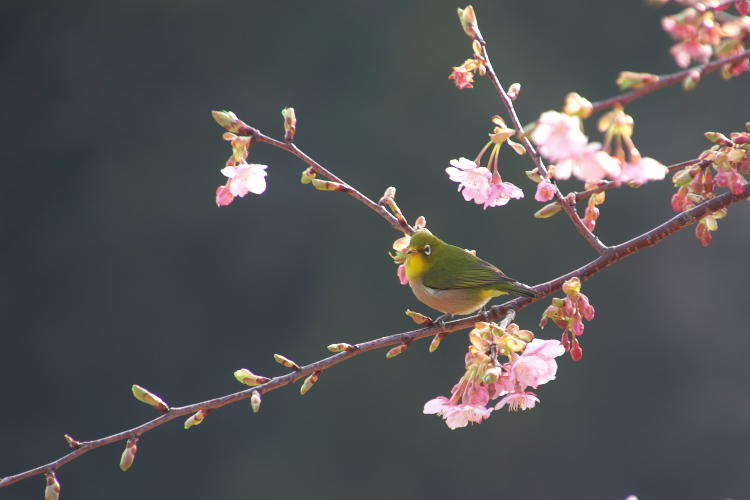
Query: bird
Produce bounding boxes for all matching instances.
[403,230,536,323]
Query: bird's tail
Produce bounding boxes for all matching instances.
[510,282,537,298]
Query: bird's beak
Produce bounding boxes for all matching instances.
[406,248,417,254]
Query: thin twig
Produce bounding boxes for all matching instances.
[236,124,414,236]
[473,36,609,254]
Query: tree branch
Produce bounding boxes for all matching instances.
[590,48,750,113]
[4,173,747,490]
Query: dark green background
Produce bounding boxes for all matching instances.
[2,1,749,499]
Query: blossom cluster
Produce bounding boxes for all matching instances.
[424,322,565,429]
[445,116,527,209]
[671,126,750,245]
[661,3,750,75]
[530,106,668,187]
[540,277,595,361]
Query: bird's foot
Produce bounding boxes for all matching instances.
[434,312,453,328]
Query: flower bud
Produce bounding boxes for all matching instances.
[45,472,61,500]
[507,83,521,100]
[405,309,433,326]
[64,434,82,449]
[615,71,660,90]
[281,107,296,142]
[562,277,581,295]
[274,354,300,371]
[234,368,271,386]
[184,409,212,429]
[672,168,695,187]
[386,342,409,358]
[563,92,593,118]
[534,201,562,218]
[705,132,734,146]
[120,438,138,471]
[457,6,480,39]
[379,186,396,205]
[251,390,262,413]
[429,333,447,352]
[300,166,316,184]
[300,370,322,395]
[311,179,348,192]
[682,69,701,91]
[414,216,427,229]
[211,110,248,134]
[327,343,355,352]
[132,385,170,413]
[388,198,408,226]
[570,336,583,361]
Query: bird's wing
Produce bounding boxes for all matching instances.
[422,253,516,290]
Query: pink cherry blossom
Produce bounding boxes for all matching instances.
[535,179,556,202]
[669,39,712,68]
[494,392,540,411]
[509,339,564,389]
[483,180,524,209]
[449,66,475,89]
[556,143,621,183]
[221,163,268,198]
[446,158,492,204]
[531,111,588,163]
[619,156,668,184]
[423,397,493,429]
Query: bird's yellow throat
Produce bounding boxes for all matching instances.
[405,252,429,281]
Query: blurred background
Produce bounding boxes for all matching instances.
[2,0,749,499]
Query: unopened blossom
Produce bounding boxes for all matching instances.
[446,158,492,204]
[619,156,668,184]
[215,185,234,206]
[556,143,621,183]
[531,111,588,163]
[483,178,524,209]
[397,263,408,285]
[535,178,556,202]
[217,163,268,206]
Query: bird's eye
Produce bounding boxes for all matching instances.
[423,245,432,256]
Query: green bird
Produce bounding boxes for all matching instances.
[404,230,536,322]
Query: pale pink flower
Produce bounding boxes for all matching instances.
[619,156,668,184]
[424,397,492,429]
[662,15,697,40]
[531,111,588,163]
[556,143,621,183]
[669,39,712,68]
[221,163,268,198]
[483,180,524,209]
[510,339,565,389]
[535,179,556,202]
[446,158,492,204]
[495,392,539,411]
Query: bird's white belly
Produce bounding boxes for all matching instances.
[408,279,488,315]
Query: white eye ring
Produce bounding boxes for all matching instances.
[423,245,432,256]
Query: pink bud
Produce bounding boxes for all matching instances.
[570,337,583,361]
